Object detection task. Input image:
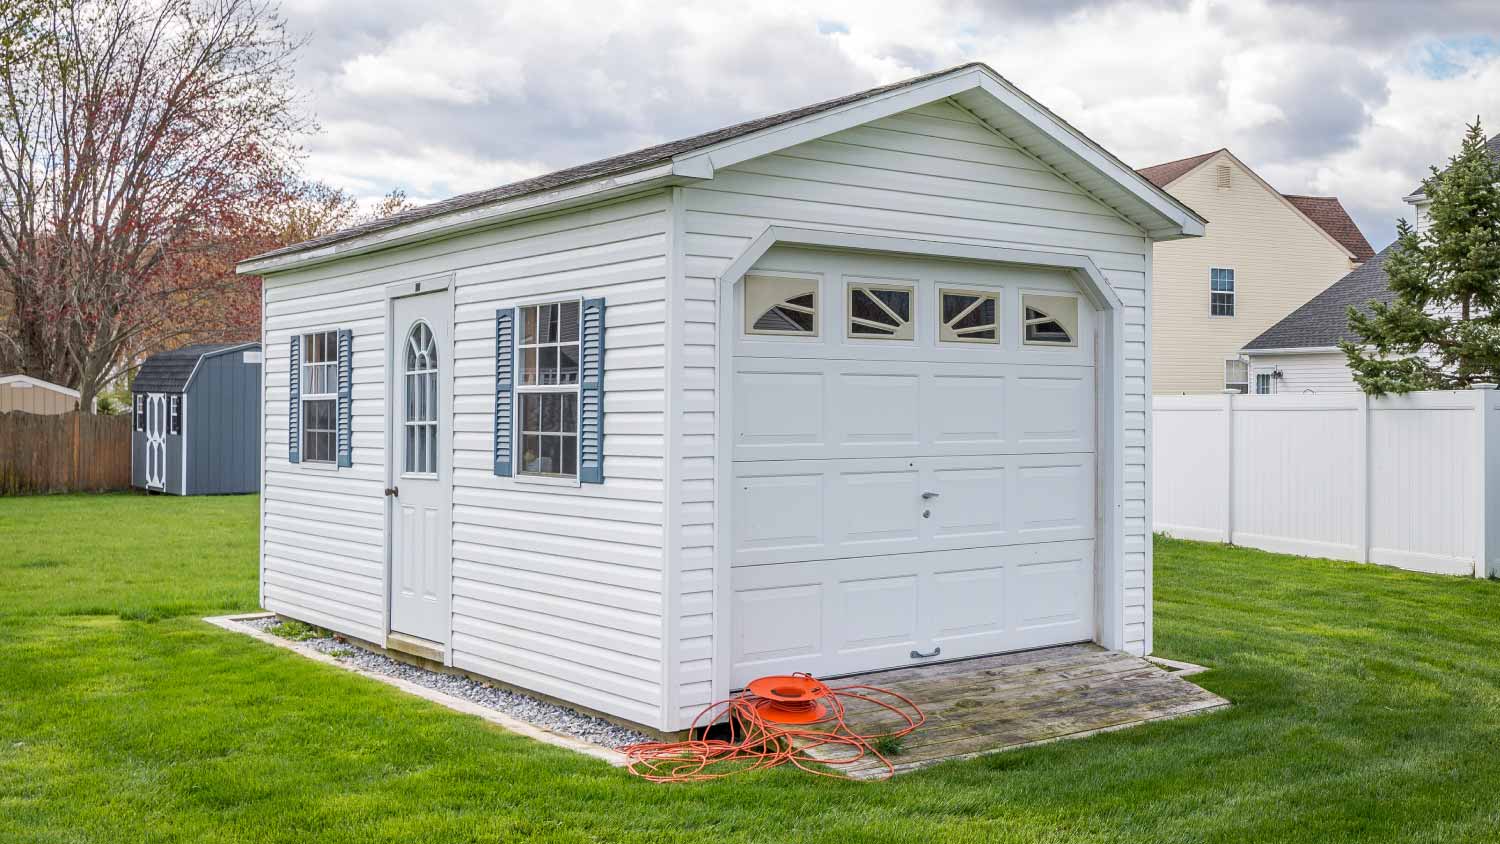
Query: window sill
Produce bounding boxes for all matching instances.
[296,460,340,472]
[513,473,581,489]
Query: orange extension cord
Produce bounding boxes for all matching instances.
[621,673,925,782]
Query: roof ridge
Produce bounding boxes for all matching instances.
[1140,149,1222,169]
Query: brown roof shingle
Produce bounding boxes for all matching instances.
[1282,195,1375,260]
[1136,150,1221,189]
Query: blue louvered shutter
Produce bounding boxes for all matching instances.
[493,308,516,476]
[287,335,301,464]
[578,297,605,484]
[336,329,353,467]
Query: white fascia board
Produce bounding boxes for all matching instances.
[238,164,682,276]
[671,67,1205,241]
[1242,346,1343,356]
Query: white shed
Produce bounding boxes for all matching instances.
[238,63,1204,733]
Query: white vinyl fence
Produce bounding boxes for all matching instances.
[1153,388,1500,577]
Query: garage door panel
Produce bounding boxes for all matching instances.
[730,542,1095,686]
[732,455,1092,566]
[733,359,1092,461]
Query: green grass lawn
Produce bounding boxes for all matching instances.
[4,493,1500,843]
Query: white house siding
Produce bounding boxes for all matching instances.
[669,99,1154,724]
[1248,351,1359,394]
[262,193,671,728]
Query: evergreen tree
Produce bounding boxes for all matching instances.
[1342,120,1500,394]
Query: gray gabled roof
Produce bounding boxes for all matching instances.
[133,343,259,394]
[1243,245,1396,351]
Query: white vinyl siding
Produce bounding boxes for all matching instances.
[261,193,670,727]
[670,99,1154,724]
[1247,351,1359,394]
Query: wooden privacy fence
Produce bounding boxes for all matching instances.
[0,411,132,494]
[1153,388,1500,578]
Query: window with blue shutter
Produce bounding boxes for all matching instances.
[336,328,353,467]
[493,308,516,476]
[288,335,300,463]
[578,297,605,484]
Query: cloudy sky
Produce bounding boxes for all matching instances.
[280,0,1500,249]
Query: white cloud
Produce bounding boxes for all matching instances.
[284,0,1500,247]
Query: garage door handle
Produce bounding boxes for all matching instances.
[910,646,942,659]
[920,491,940,500]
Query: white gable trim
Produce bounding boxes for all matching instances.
[0,374,80,398]
[674,66,1205,241]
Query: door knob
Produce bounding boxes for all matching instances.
[384,486,399,497]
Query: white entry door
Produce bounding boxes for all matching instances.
[729,248,1097,686]
[144,393,167,490]
[389,292,451,644]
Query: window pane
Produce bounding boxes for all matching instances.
[522,348,538,385]
[562,435,577,476]
[953,298,995,331]
[541,434,561,473]
[539,347,557,384]
[523,306,538,344]
[540,393,561,432]
[406,424,415,473]
[522,434,541,473]
[559,301,580,342]
[538,304,555,344]
[427,371,437,423]
[559,345,579,385]
[562,393,577,433]
[523,392,541,432]
[852,289,901,328]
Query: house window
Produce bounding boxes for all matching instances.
[134,394,146,432]
[1210,268,1235,316]
[403,321,439,475]
[1022,293,1078,346]
[1225,359,1249,394]
[745,275,817,336]
[300,330,339,463]
[1255,373,1273,395]
[518,301,580,478]
[168,395,181,436]
[939,289,999,343]
[847,282,913,340]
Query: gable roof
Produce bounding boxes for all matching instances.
[0,374,79,398]
[242,63,1204,273]
[133,343,258,394]
[1406,133,1500,198]
[1138,148,1372,261]
[1281,195,1375,260]
[1242,244,1395,351]
[1137,150,1221,190]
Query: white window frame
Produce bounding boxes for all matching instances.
[133,393,146,432]
[1225,358,1249,394]
[402,320,439,478]
[1255,372,1274,395]
[515,298,582,484]
[1210,268,1235,317]
[937,287,1001,344]
[846,280,915,341]
[300,329,339,466]
[168,394,181,436]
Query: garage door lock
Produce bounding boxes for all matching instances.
[910,646,942,659]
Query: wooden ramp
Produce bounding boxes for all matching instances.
[808,643,1229,778]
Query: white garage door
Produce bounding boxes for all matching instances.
[730,247,1097,686]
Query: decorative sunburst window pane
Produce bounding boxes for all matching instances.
[939,289,999,343]
[847,283,914,340]
[1022,293,1078,347]
[745,275,818,336]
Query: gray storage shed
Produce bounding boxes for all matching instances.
[131,342,262,495]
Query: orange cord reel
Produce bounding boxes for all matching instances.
[622,671,925,782]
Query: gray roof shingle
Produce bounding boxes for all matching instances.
[133,343,257,393]
[1243,244,1396,351]
[1407,134,1500,197]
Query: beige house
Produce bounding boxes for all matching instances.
[0,375,81,414]
[1138,149,1373,394]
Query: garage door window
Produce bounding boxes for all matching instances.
[745,275,817,336]
[938,289,999,343]
[1022,293,1078,347]
[847,283,913,340]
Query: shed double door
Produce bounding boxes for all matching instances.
[143,393,168,490]
[388,291,452,644]
[728,249,1098,687]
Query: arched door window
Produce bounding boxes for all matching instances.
[405,321,439,474]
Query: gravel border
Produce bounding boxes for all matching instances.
[241,616,651,750]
